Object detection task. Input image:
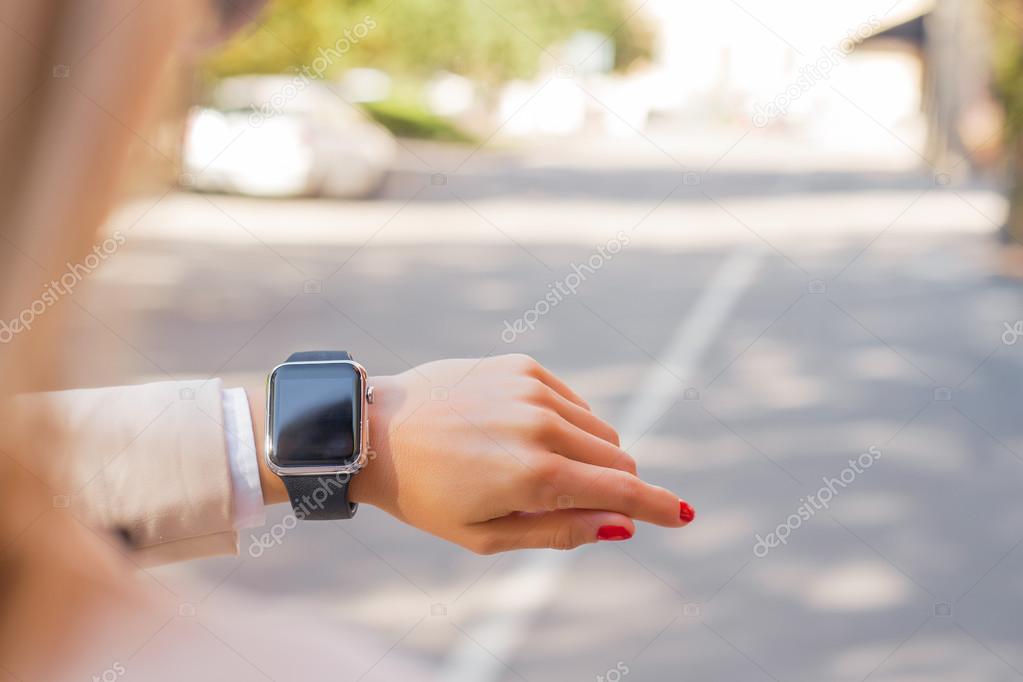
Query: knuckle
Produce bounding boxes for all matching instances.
[522,465,564,511]
[527,456,561,487]
[617,476,643,511]
[521,378,550,405]
[616,453,638,475]
[506,353,541,376]
[549,523,585,551]
[524,406,558,442]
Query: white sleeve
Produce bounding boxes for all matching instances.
[222,387,266,529]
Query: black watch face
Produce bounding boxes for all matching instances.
[269,362,363,468]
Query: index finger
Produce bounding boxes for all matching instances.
[544,459,694,528]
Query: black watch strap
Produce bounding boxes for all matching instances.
[280,350,358,520]
[280,471,357,520]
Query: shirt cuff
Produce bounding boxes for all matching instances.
[222,387,266,529]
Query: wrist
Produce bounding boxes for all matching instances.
[256,370,400,510]
[348,374,399,508]
[249,386,289,506]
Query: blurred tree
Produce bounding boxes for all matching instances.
[990,0,1023,240]
[204,0,652,84]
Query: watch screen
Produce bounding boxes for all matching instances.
[270,362,362,467]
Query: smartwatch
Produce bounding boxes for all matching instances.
[265,351,372,520]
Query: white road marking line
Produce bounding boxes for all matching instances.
[616,249,764,444]
[438,249,764,682]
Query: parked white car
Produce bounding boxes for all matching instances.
[182,76,396,198]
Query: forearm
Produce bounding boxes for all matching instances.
[26,380,241,563]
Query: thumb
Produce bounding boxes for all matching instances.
[468,509,635,554]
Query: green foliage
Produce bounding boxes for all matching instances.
[990,1,1023,237]
[991,1,1023,139]
[204,0,653,84]
[361,99,476,142]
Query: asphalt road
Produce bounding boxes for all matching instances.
[70,127,1023,681]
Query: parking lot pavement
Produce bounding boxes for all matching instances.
[72,132,1023,681]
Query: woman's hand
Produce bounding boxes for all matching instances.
[347,354,694,554]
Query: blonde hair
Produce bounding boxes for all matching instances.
[0,1,209,676]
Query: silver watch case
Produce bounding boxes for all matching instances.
[264,359,371,477]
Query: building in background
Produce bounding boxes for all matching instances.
[634,0,996,172]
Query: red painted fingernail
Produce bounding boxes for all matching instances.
[597,525,632,541]
[679,500,695,525]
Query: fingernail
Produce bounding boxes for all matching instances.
[679,500,695,525]
[597,525,632,541]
